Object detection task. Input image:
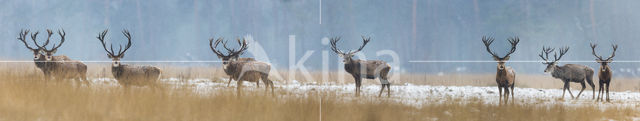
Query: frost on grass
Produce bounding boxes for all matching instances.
[89,77,640,109]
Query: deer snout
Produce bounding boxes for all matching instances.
[33,55,40,59]
[45,56,52,61]
[112,61,120,67]
[498,65,505,70]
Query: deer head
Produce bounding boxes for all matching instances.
[330,36,370,63]
[209,37,248,65]
[17,29,49,60]
[40,29,66,61]
[482,36,519,71]
[96,29,132,67]
[590,43,617,72]
[539,46,569,73]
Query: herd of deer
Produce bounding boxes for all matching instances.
[14,28,619,102]
[483,36,618,103]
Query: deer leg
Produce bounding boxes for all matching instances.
[236,80,243,97]
[504,86,510,103]
[357,78,362,97]
[510,84,515,103]
[378,84,384,97]
[607,80,611,102]
[226,78,233,87]
[386,84,391,97]
[565,81,575,99]
[597,80,603,101]
[576,82,586,99]
[561,81,567,99]
[498,86,503,103]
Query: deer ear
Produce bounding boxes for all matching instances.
[338,54,344,58]
[492,57,500,61]
[51,49,57,54]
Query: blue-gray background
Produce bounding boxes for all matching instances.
[1,0,639,76]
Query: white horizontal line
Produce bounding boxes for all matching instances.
[408,60,638,63]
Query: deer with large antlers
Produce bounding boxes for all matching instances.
[17,29,89,86]
[539,46,595,100]
[209,37,273,96]
[481,36,519,103]
[590,43,617,102]
[96,29,161,89]
[330,36,391,97]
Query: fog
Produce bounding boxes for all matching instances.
[1,0,640,76]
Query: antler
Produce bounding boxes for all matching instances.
[553,46,569,62]
[605,44,617,61]
[118,30,133,56]
[97,29,115,56]
[590,43,604,61]
[481,36,499,58]
[209,37,248,57]
[30,31,50,49]
[329,37,344,55]
[96,29,133,58]
[347,36,370,55]
[539,46,554,64]
[228,38,248,57]
[209,37,227,57]
[17,29,36,50]
[44,29,65,52]
[504,37,520,58]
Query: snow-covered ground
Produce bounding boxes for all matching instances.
[89,77,640,108]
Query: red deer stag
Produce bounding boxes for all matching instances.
[220,43,256,87]
[39,29,90,86]
[481,36,519,103]
[330,36,391,97]
[590,43,617,102]
[17,29,88,86]
[96,29,161,89]
[539,46,595,100]
[209,37,274,96]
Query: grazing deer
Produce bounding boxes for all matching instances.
[17,29,89,86]
[330,36,391,97]
[96,29,161,89]
[481,36,519,103]
[209,37,274,96]
[539,46,595,100]
[590,43,617,102]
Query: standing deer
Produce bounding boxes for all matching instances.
[96,29,161,89]
[481,36,519,103]
[17,29,88,86]
[590,43,617,102]
[39,29,90,86]
[330,36,391,97]
[539,46,595,100]
[209,37,274,96]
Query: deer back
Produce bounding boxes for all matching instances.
[112,64,160,83]
[345,59,390,78]
[553,64,592,80]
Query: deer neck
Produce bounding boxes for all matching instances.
[112,65,125,79]
[550,65,563,78]
[223,61,238,75]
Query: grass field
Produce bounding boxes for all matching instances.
[0,62,638,120]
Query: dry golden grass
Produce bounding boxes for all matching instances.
[0,62,638,120]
